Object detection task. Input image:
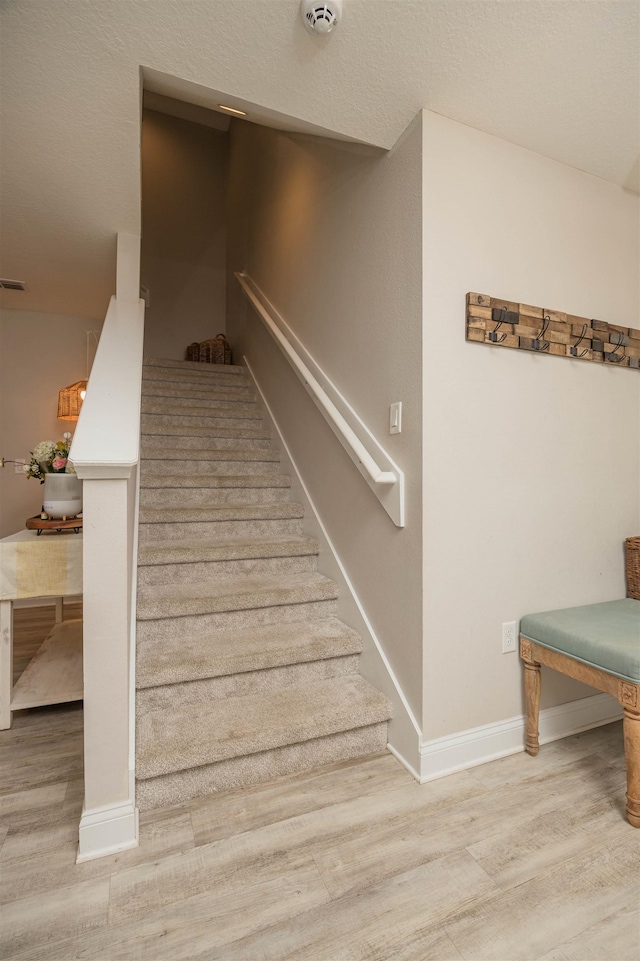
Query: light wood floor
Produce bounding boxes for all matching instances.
[1,607,638,961]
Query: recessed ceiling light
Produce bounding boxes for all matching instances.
[217,104,247,117]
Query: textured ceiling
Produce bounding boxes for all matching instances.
[0,0,638,318]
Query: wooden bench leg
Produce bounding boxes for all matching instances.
[623,706,640,828]
[521,638,541,756]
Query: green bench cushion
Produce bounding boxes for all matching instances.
[520,598,640,683]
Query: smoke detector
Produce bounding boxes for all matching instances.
[301,0,342,35]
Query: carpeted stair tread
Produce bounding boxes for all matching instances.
[136,674,391,779]
[136,615,362,688]
[139,504,303,524]
[144,358,247,375]
[142,383,252,401]
[143,373,251,391]
[142,423,270,440]
[140,447,280,462]
[140,474,291,490]
[139,534,318,566]
[137,571,338,620]
[143,365,248,381]
[142,396,258,413]
[141,413,264,430]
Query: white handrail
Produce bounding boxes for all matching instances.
[236,273,397,487]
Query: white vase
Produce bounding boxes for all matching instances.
[43,473,82,519]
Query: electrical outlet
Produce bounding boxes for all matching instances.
[502,620,517,654]
[14,459,25,474]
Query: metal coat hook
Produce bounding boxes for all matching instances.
[570,323,589,358]
[488,307,507,343]
[533,314,550,352]
[607,332,627,364]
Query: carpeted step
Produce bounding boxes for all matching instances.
[136,615,362,689]
[140,449,281,476]
[137,651,362,713]
[139,480,292,508]
[144,358,247,375]
[137,570,336,621]
[137,534,319,583]
[139,473,292,507]
[143,370,251,390]
[142,396,258,414]
[142,422,268,440]
[138,503,303,542]
[136,595,337,643]
[140,446,279,463]
[136,723,389,810]
[136,673,391,781]
[143,361,249,380]
[142,434,270,453]
[141,411,264,430]
[142,382,253,401]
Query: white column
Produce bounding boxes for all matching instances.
[76,473,139,862]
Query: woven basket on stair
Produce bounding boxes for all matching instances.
[624,537,640,599]
[185,335,232,365]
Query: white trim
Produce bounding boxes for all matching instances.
[244,356,422,768]
[236,273,405,527]
[419,692,623,782]
[387,741,422,782]
[76,799,139,863]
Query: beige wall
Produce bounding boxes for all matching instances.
[141,109,227,359]
[227,117,424,723]
[0,308,102,538]
[422,111,640,738]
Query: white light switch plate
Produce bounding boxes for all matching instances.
[390,402,402,434]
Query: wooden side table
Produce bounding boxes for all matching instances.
[0,529,83,729]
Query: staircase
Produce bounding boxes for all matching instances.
[135,357,392,810]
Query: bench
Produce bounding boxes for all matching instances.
[519,598,640,827]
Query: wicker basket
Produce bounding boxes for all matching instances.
[185,335,232,365]
[624,537,640,599]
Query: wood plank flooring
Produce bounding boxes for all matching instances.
[1,606,638,961]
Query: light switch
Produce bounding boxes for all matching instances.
[389,402,402,434]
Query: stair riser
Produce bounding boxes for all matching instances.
[143,365,249,382]
[138,554,318,586]
[142,397,258,413]
[141,460,281,476]
[139,486,291,507]
[136,598,337,642]
[136,655,360,709]
[138,518,302,542]
[141,414,264,430]
[142,423,267,438]
[143,378,251,397]
[142,385,253,403]
[143,366,249,383]
[135,723,388,810]
[141,436,270,452]
[144,359,246,374]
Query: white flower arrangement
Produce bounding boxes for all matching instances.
[24,435,76,484]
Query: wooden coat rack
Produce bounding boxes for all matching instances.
[466,293,640,369]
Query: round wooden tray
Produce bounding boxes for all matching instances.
[26,515,83,535]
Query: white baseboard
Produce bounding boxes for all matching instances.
[419,692,623,783]
[76,799,139,863]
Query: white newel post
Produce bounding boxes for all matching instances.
[76,470,139,861]
[71,233,144,862]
